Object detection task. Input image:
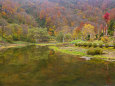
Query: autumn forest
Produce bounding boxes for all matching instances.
[0,0,114,43]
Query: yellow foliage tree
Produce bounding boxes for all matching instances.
[72,27,81,40]
[82,24,95,40]
[72,28,77,39]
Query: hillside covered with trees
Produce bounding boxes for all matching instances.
[0,0,115,43]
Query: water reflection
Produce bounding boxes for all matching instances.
[0,45,115,86]
[105,62,112,86]
[80,56,93,61]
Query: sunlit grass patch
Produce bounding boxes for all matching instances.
[49,46,86,56]
[12,41,30,44]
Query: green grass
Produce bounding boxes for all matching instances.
[12,41,29,44]
[49,46,86,56]
[70,39,84,44]
[12,41,36,45]
[37,43,57,46]
[36,42,68,46]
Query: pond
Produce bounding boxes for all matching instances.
[0,45,115,86]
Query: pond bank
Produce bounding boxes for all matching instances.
[0,43,31,51]
[0,42,57,51]
[1,42,115,60]
[49,45,115,60]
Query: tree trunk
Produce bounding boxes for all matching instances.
[90,34,92,40]
[82,36,84,41]
[113,28,115,43]
[75,37,76,40]
[106,24,108,36]
[77,36,78,40]
[63,35,65,43]
[1,25,4,41]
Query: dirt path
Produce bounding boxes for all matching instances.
[0,44,27,51]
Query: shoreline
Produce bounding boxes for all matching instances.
[0,42,115,61]
[0,43,30,51]
[49,46,115,60]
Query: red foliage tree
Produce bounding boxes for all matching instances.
[104,12,110,23]
[103,12,110,35]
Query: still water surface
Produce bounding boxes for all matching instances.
[0,45,115,86]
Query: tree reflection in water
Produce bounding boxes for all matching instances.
[0,45,115,86]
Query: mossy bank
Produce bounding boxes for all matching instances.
[49,46,115,60]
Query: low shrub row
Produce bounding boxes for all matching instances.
[93,43,97,48]
[75,42,115,48]
[87,48,103,55]
[99,43,103,48]
[114,43,115,49]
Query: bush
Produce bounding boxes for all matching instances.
[87,48,95,55]
[75,43,78,46]
[87,48,103,55]
[78,43,80,47]
[65,33,72,42]
[99,43,103,48]
[78,43,83,47]
[83,43,87,47]
[5,35,13,43]
[70,40,84,44]
[56,32,64,42]
[101,36,110,43]
[88,43,92,47]
[113,43,115,49]
[80,43,84,47]
[95,48,103,55]
[105,44,109,48]
[93,43,97,48]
